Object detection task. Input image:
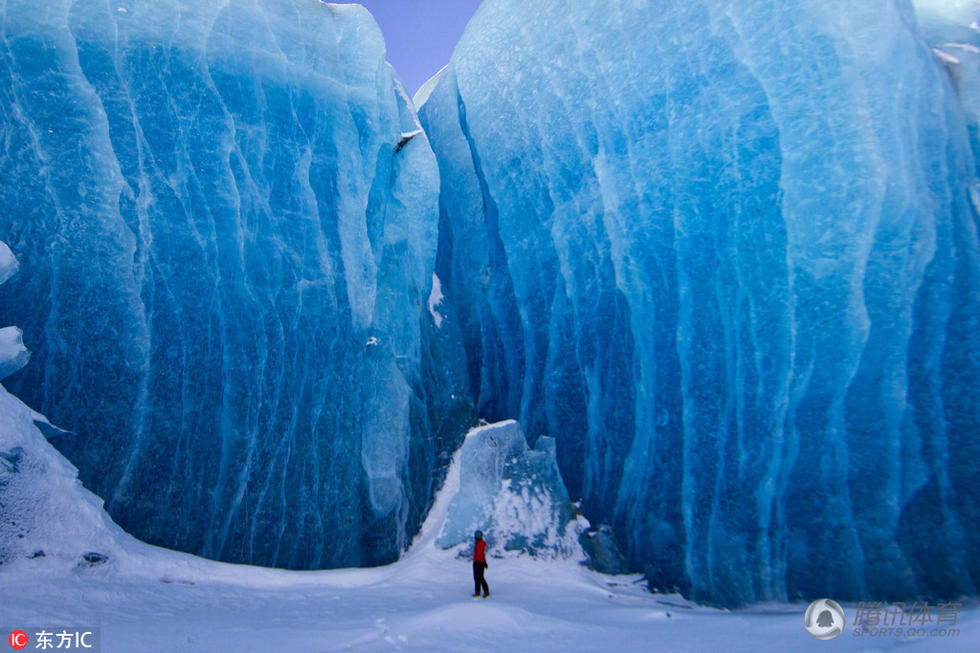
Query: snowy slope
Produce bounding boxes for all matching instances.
[2,411,978,652]
[6,555,975,653]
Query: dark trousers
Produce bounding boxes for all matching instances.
[473,561,489,596]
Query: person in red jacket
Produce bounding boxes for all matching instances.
[472,530,490,598]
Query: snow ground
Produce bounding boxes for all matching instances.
[3,550,977,652]
[1,403,976,652]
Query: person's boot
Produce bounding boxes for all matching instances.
[483,591,490,599]
[472,592,481,597]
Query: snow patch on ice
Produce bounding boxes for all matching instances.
[434,420,583,560]
[428,272,445,328]
[413,65,448,108]
[0,326,30,379]
[934,47,961,65]
[0,242,29,379]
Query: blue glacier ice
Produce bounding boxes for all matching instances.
[436,420,581,558]
[0,0,471,569]
[418,0,980,605]
[3,0,980,608]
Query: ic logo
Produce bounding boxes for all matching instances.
[8,631,28,650]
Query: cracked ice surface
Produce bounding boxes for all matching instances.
[0,0,471,569]
[419,0,980,605]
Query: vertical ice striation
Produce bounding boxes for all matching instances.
[0,0,472,569]
[418,0,980,604]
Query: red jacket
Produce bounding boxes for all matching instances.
[473,539,487,564]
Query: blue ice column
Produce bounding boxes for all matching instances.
[419,0,980,604]
[0,0,471,569]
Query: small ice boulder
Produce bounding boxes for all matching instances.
[0,327,30,380]
[437,420,582,558]
[0,243,29,380]
[0,241,18,285]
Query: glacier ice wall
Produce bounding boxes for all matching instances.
[418,0,980,605]
[0,0,472,569]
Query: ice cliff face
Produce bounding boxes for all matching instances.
[0,0,471,569]
[418,0,980,605]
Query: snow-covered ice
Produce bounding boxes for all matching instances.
[0,242,29,378]
[435,420,580,558]
[427,273,445,328]
[0,240,17,284]
[0,326,29,380]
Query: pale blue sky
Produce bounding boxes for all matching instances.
[338,1,483,93]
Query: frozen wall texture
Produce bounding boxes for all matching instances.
[0,0,471,569]
[418,0,980,605]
